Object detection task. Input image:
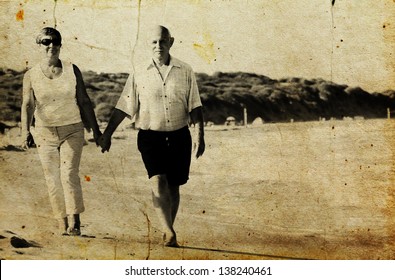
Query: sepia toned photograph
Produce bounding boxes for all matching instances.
[0,0,394,261]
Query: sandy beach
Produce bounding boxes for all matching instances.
[1,119,394,260]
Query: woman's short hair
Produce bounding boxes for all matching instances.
[36,27,62,44]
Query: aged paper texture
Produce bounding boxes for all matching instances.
[0,0,394,260]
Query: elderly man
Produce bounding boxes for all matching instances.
[99,25,205,247]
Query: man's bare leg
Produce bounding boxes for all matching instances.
[150,174,178,246]
[169,184,180,225]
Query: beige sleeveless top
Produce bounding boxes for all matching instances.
[30,61,82,127]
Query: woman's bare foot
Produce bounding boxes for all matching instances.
[58,217,68,236]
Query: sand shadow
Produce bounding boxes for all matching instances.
[0,145,29,152]
[10,236,42,248]
[80,234,96,239]
[179,245,312,260]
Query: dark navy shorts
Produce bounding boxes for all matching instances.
[137,126,192,186]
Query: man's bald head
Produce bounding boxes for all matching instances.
[147,25,174,65]
[149,25,172,39]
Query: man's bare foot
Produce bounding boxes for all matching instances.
[163,233,179,247]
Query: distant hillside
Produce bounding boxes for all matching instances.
[197,72,395,124]
[0,68,394,124]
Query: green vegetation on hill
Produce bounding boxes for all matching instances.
[198,72,394,124]
[0,68,394,124]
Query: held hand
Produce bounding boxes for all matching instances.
[98,133,111,153]
[93,130,103,147]
[193,135,205,159]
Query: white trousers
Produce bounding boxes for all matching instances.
[33,122,85,219]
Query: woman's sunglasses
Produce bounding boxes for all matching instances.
[40,38,61,46]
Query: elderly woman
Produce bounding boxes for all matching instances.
[21,27,101,236]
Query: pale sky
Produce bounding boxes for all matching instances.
[0,0,394,92]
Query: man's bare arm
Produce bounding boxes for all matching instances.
[190,106,205,158]
[98,108,128,153]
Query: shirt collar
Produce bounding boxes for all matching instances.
[146,56,181,70]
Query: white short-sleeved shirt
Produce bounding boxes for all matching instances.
[115,56,202,132]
